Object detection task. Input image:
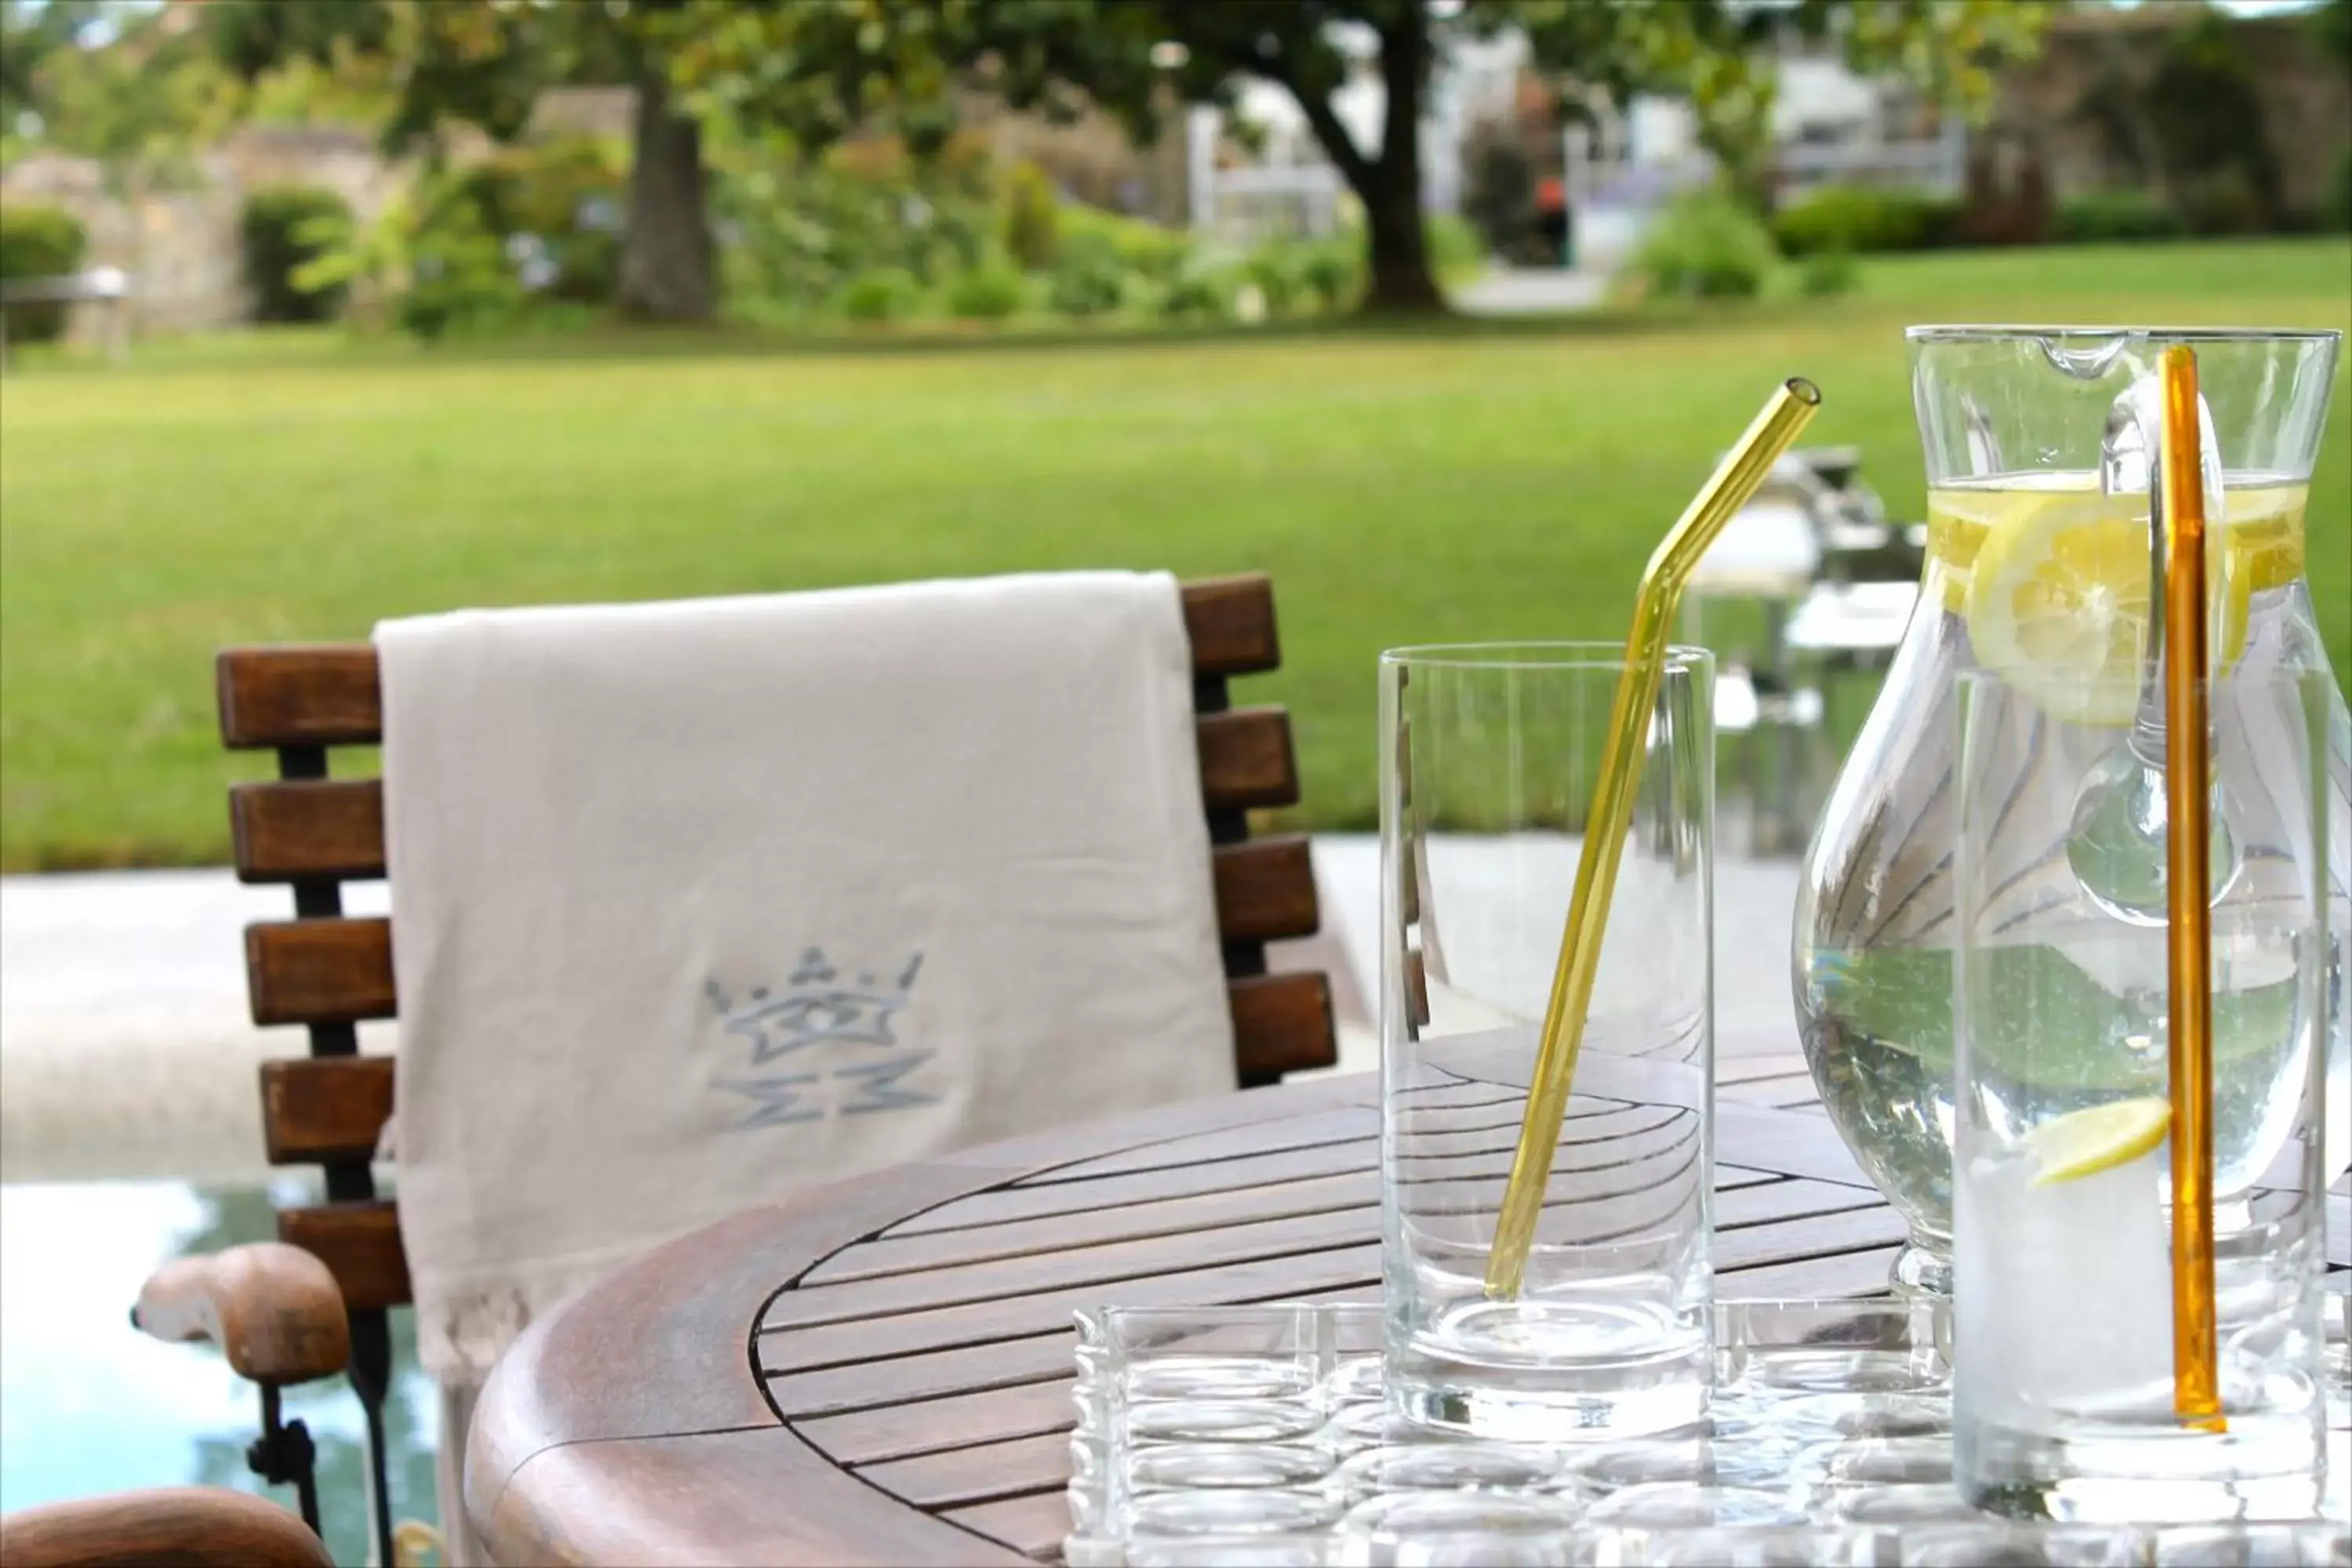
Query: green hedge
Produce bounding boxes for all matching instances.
[1637,188,1777,299]
[0,205,89,344]
[2052,190,2184,244]
[946,260,1025,320]
[1773,186,1962,256]
[241,185,352,323]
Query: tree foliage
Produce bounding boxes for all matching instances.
[2,2,245,183]
[666,0,2045,312]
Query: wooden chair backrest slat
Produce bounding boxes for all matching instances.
[278,1203,408,1314]
[229,704,1302,886]
[260,963,1340,1174]
[245,833,1317,1027]
[218,576,1283,750]
[223,572,1334,1316]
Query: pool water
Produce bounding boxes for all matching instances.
[0,1181,441,1564]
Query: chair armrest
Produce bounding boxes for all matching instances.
[0,1486,332,1568]
[133,1242,348,1386]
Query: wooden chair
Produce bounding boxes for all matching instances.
[0,1246,349,1567]
[0,1487,336,1568]
[112,571,1335,1566]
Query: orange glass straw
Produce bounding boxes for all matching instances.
[1484,378,1821,1300]
[2159,344,2223,1432]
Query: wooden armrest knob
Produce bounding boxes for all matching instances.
[0,1486,333,1568]
[133,1242,349,1386]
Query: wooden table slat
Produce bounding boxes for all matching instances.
[855,1431,1074,1511]
[761,1246,1385,1417]
[808,1164,1789,1288]
[891,1098,1862,1240]
[764,1210,1383,1338]
[797,1381,1079,1468]
[939,1493,1074,1563]
[764,1243,1387,1388]
[1013,1094,1640,1188]
[766,1184,1912,1379]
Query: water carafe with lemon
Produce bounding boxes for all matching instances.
[1794,327,2348,1294]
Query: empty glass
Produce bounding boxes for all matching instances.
[1951,667,2333,1521]
[1380,644,1715,1440]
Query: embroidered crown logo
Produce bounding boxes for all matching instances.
[708,948,924,1063]
[706,949,936,1130]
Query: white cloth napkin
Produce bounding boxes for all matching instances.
[375,572,1236,1396]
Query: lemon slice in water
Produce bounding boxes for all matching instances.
[1962,489,2252,728]
[2025,1097,2172,1187]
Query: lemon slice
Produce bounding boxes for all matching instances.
[2025,1097,2172,1186]
[1963,492,2251,728]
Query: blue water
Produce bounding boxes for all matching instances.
[0,1181,439,1565]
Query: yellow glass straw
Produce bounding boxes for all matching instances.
[2159,344,2223,1431]
[1485,377,1821,1300]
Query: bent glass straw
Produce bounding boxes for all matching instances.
[1485,377,1821,1301]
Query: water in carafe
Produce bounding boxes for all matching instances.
[1794,328,2349,1295]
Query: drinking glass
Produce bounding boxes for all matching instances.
[1380,644,1715,1440]
[1951,666,2332,1521]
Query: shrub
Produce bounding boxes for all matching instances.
[2053,189,2183,244]
[1425,212,1486,275]
[0,204,88,343]
[1635,188,1777,299]
[1299,241,1359,313]
[838,267,920,323]
[397,191,523,340]
[448,138,626,304]
[1243,245,1311,319]
[946,260,1025,321]
[2327,144,2352,234]
[2174,169,2268,236]
[241,185,352,323]
[1114,223,1191,283]
[1161,260,1236,321]
[715,141,994,318]
[1001,160,1060,271]
[1047,232,1127,318]
[1798,248,1859,299]
[1773,186,1960,256]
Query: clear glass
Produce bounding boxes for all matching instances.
[1795,326,2350,1296]
[1066,1301,2348,1566]
[1950,667,2332,1522]
[1380,644,1715,1440]
[1069,1302,1382,1539]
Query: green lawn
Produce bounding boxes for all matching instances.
[3,238,2347,870]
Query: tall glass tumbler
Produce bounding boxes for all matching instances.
[1952,666,2332,1522]
[1381,644,1716,1441]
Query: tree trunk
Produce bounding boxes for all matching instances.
[616,65,714,322]
[1360,12,1443,315]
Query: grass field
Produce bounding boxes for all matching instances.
[2,238,2347,870]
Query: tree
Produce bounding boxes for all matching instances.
[205,0,715,321]
[671,0,2046,316]
[2,1,245,187]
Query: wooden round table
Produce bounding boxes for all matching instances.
[463,1062,2351,1564]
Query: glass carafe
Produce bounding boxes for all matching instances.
[1794,326,2348,1295]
